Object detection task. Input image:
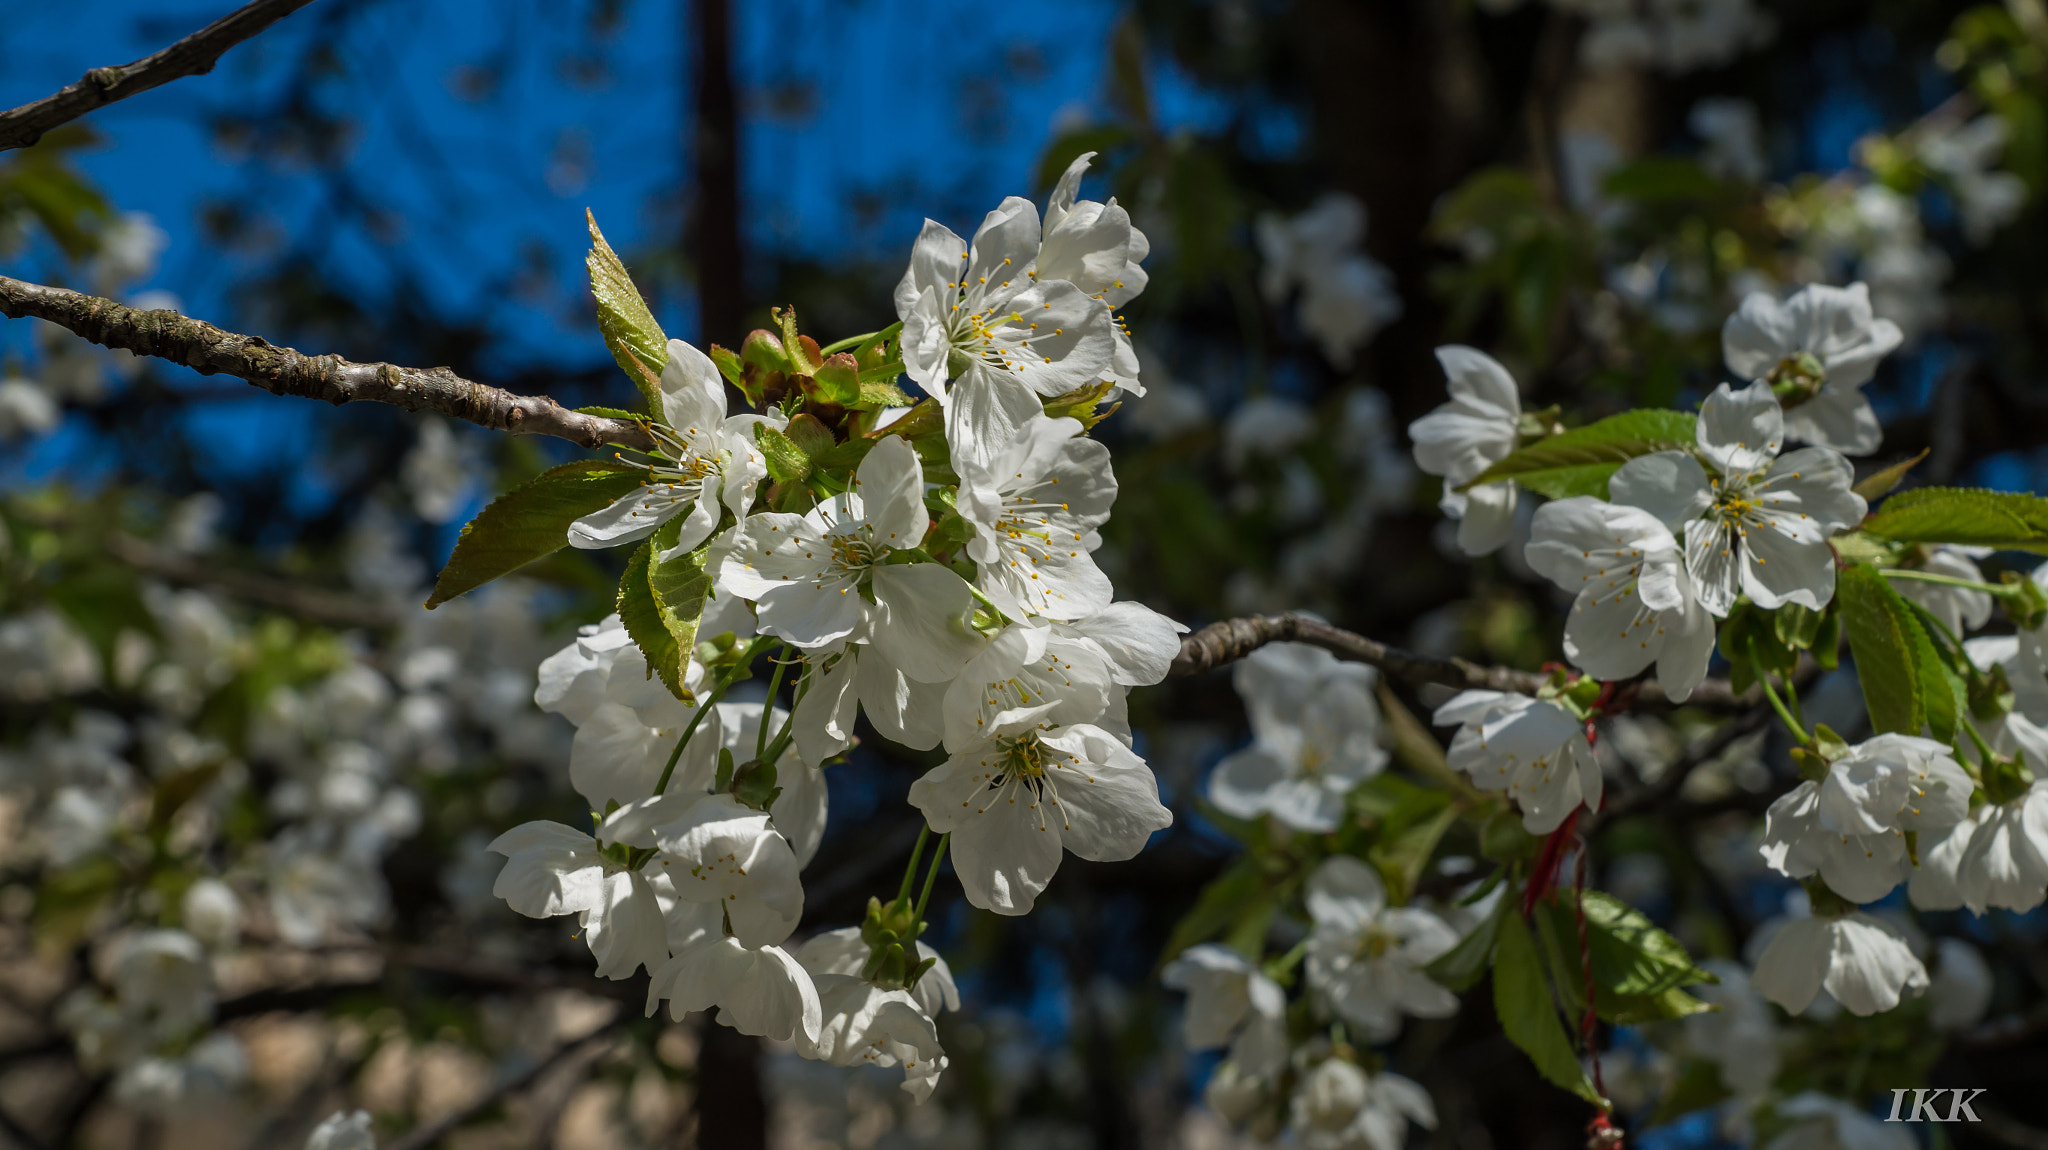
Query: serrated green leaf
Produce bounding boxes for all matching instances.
[1600,986,1713,1024]
[427,461,646,608]
[756,423,813,485]
[575,405,644,420]
[1461,410,1697,498]
[618,540,685,700]
[1574,891,1716,996]
[814,437,878,474]
[1839,564,1923,735]
[1863,487,2048,553]
[1898,598,1968,744]
[649,524,713,699]
[1425,889,1505,993]
[1494,911,1604,1105]
[586,209,668,413]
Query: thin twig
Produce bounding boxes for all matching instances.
[1169,613,1544,691]
[0,276,654,452]
[0,1102,51,1150]
[104,532,398,630]
[382,1014,626,1150]
[0,0,321,152]
[1586,706,1772,831]
[1169,612,1755,707]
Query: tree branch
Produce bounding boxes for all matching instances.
[383,1013,625,1150]
[0,276,655,451]
[1169,613,1546,692]
[0,0,322,153]
[1168,612,1759,708]
[104,532,399,630]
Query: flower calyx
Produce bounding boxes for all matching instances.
[1789,723,1851,782]
[1994,570,2048,631]
[858,894,938,991]
[1979,746,2036,806]
[1766,351,1828,406]
[714,746,783,813]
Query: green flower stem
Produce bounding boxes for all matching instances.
[817,324,895,357]
[1781,669,1808,732]
[1262,937,1311,983]
[896,825,931,905]
[1751,637,1810,745]
[1880,568,2005,595]
[1961,720,1997,778]
[912,832,950,922]
[651,637,770,795]
[756,644,791,759]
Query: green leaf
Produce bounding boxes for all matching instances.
[756,423,813,486]
[1425,890,1506,993]
[1898,598,1969,744]
[618,540,685,700]
[586,209,668,413]
[1368,792,1459,905]
[1461,410,1697,499]
[1838,564,1926,736]
[1494,911,1605,1105]
[1862,487,2048,553]
[427,461,647,608]
[1158,857,1269,965]
[649,527,714,698]
[575,405,644,420]
[814,437,878,473]
[1852,449,1929,502]
[1574,892,1716,996]
[1599,986,1713,1024]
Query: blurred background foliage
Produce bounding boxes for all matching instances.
[4,0,2048,1147]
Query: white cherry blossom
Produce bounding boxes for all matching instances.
[794,926,960,1020]
[1209,642,1387,833]
[487,809,673,979]
[1684,958,1780,1098]
[956,414,1116,621]
[305,1109,376,1150]
[713,436,968,651]
[1749,911,1927,1016]
[1160,943,1288,1078]
[1952,781,2048,913]
[1895,546,1994,640]
[1302,857,1460,1041]
[800,975,950,1102]
[907,715,1171,916]
[940,622,1123,752]
[1759,734,1971,902]
[1408,346,1522,556]
[1288,1056,1438,1150]
[1721,283,1901,455]
[895,198,1117,470]
[644,933,821,1046]
[1038,151,1149,393]
[567,338,769,557]
[1609,380,1866,617]
[1255,194,1402,369]
[1434,690,1600,833]
[650,793,805,949]
[1524,497,1716,701]
[1928,938,1994,1031]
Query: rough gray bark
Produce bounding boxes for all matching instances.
[0,275,655,451]
[0,0,323,152]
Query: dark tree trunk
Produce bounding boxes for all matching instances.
[690,0,744,348]
[693,1019,768,1150]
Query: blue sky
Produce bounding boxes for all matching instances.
[0,0,1221,367]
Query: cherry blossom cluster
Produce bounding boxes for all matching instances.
[486,155,1184,1101]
